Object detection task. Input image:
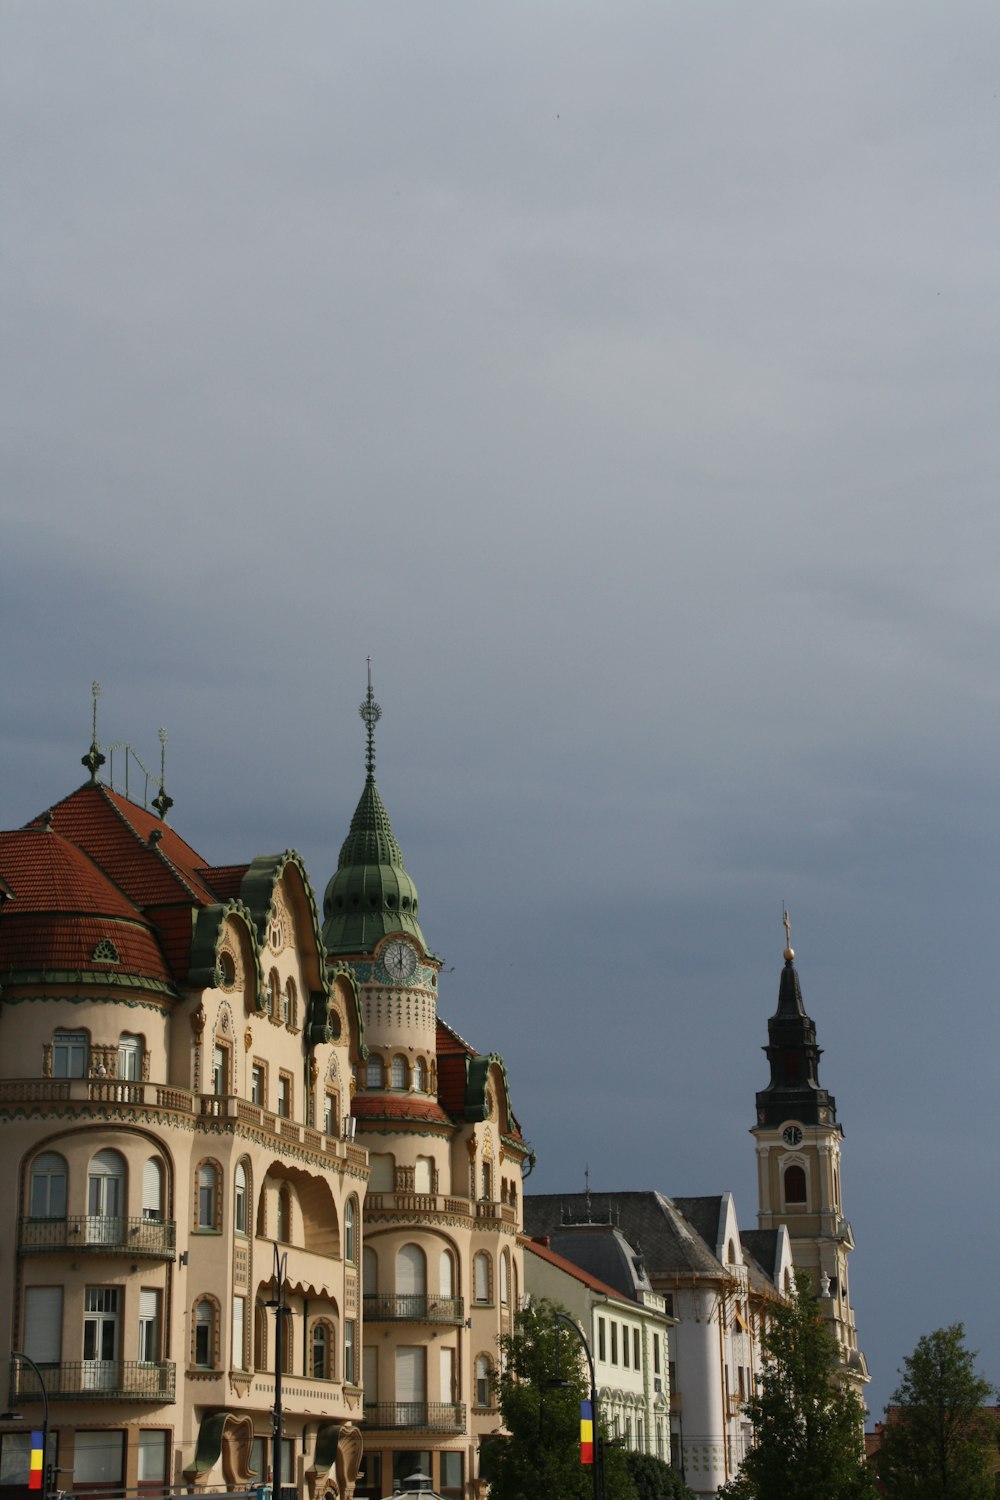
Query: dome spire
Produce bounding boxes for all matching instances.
[360,657,380,779]
[322,666,427,956]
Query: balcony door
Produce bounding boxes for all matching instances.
[395,1345,426,1421]
[87,1150,125,1245]
[83,1287,120,1390]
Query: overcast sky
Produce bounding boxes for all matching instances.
[3,1,998,1420]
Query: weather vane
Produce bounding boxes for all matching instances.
[359,657,381,777]
[81,680,107,783]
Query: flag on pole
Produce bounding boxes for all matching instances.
[580,1400,594,1465]
[28,1431,44,1492]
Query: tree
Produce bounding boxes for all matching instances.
[480,1297,638,1500]
[878,1324,997,1500]
[718,1271,876,1500]
[625,1449,697,1499]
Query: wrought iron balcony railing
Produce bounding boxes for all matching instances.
[363,1293,465,1325]
[18,1216,176,1258]
[362,1402,466,1434]
[11,1359,175,1402]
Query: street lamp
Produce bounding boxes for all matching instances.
[2,1352,51,1500]
[265,1243,291,1500]
[552,1312,602,1500]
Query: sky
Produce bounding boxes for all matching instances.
[2,0,998,1422]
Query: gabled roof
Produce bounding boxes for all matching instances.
[525,1192,723,1277]
[435,1016,526,1145]
[673,1196,725,1255]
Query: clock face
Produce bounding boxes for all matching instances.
[382,939,417,983]
[782,1125,803,1147]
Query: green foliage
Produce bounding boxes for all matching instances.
[481,1298,638,1500]
[625,1449,697,1499]
[718,1271,876,1500]
[878,1323,997,1500]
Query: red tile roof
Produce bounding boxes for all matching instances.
[34,784,218,908]
[0,828,171,983]
[198,864,251,902]
[352,1094,452,1126]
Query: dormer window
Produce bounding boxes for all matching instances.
[92,937,120,963]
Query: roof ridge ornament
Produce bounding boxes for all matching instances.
[359,657,381,779]
[151,727,174,822]
[81,680,107,784]
[783,904,795,962]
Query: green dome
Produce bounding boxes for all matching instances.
[322,774,426,956]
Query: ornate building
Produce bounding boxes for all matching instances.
[322,675,530,1499]
[751,925,869,1387]
[0,743,368,1499]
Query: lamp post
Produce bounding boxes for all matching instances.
[552,1312,602,1500]
[265,1244,290,1500]
[2,1352,51,1500]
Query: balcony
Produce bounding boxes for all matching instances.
[363,1294,465,1325]
[11,1360,175,1403]
[363,1402,465,1434]
[18,1216,176,1259]
[364,1191,519,1228]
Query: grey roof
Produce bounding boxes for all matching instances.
[672,1196,725,1257]
[543,1224,654,1302]
[524,1192,722,1278]
[740,1229,782,1285]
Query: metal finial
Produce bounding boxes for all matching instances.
[81,680,107,783]
[783,906,794,962]
[359,657,381,778]
[151,727,174,822]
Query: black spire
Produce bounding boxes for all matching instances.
[755,926,837,1128]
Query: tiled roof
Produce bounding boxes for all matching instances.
[33,783,218,908]
[198,864,250,902]
[436,1016,474,1116]
[0,828,171,983]
[522,1236,637,1306]
[351,1094,452,1126]
[673,1196,725,1255]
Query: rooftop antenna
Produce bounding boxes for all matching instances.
[81,681,107,783]
[151,728,174,822]
[783,904,794,962]
[359,657,381,779]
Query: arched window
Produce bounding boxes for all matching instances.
[118,1034,141,1080]
[311,1321,335,1380]
[396,1243,426,1304]
[481,1159,493,1202]
[439,1249,456,1299]
[142,1157,164,1221]
[268,970,280,1016]
[88,1149,125,1239]
[473,1252,491,1304]
[391,1055,408,1090]
[363,1246,378,1297]
[413,1057,426,1092]
[30,1152,67,1219]
[253,1302,267,1370]
[277,1185,291,1244]
[499,1250,510,1307]
[727,1239,737,1264]
[369,1153,395,1193]
[784,1164,807,1205]
[344,1197,357,1264]
[366,1057,384,1090]
[414,1156,434,1195]
[285,979,297,1028]
[234,1162,248,1235]
[193,1298,217,1367]
[196,1161,220,1230]
[475,1354,492,1408]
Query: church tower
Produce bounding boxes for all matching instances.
[751,919,869,1387]
[322,669,529,1499]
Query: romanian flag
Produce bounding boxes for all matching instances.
[28,1431,44,1492]
[579,1400,594,1466]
